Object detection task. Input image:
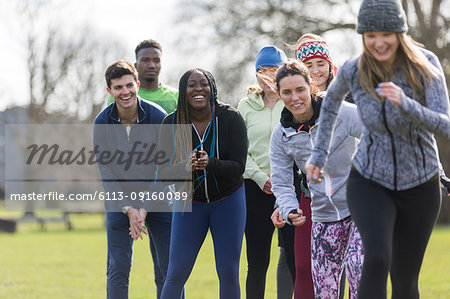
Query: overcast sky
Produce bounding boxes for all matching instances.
[0,0,363,111]
[0,0,186,110]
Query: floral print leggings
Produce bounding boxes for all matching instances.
[311,216,364,299]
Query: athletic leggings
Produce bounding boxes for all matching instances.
[347,168,441,299]
[244,179,276,299]
[294,193,315,299]
[277,224,296,299]
[311,216,364,299]
[160,184,246,299]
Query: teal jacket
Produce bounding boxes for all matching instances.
[237,92,284,190]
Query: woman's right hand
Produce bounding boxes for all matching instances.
[263,178,273,194]
[305,163,322,182]
[271,207,285,228]
[194,150,209,171]
[288,208,306,227]
[186,149,198,172]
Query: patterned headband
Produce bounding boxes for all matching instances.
[296,40,334,66]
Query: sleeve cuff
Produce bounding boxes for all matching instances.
[253,173,270,190]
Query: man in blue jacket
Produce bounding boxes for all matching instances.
[95,59,172,299]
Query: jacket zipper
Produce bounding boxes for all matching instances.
[310,125,340,219]
[381,101,397,189]
[364,134,373,178]
[192,122,211,203]
[323,173,341,220]
[417,137,426,169]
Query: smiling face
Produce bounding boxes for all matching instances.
[363,32,399,65]
[107,74,139,111]
[278,74,314,123]
[304,58,330,91]
[186,70,211,112]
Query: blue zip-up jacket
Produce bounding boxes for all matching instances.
[309,48,450,191]
[94,97,167,210]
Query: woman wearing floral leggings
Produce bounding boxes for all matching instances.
[270,60,364,298]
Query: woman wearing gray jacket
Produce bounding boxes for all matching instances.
[270,60,364,298]
[306,0,450,298]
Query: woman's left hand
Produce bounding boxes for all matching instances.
[194,150,209,170]
[376,82,403,106]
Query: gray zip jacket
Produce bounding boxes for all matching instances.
[309,48,450,191]
[270,102,362,223]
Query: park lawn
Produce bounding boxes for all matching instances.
[0,212,449,298]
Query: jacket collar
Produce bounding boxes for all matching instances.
[108,97,147,124]
[246,92,265,110]
[280,96,322,133]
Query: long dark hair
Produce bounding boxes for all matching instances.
[171,69,219,197]
[276,60,319,96]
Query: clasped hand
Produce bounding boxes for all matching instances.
[188,149,209,172]
[128,208,148,240]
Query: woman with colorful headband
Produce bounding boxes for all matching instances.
[271,33,343,299]
[306,0,450,297]
[295,34,338,93]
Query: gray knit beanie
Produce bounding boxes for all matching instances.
[357,0,408,34]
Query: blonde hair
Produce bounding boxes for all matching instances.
[358,33,440,102]
[247,66,279,96]
[291,33,326,51]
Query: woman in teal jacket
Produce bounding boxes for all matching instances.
[237,45,287,299]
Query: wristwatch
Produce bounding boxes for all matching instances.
[121,206,132,214]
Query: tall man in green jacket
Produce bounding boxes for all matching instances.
[106,40,180,298]
[107,39,178,114]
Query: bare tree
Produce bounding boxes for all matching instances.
[176,0,361,105]
[16,0,127,123]
[0,0,128,219]
[177,0,449,101]
[175,0,450,220]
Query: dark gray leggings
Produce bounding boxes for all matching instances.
[347,168,441,299]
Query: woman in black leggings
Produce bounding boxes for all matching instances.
[346,168,440,297]
[306,0,450,298]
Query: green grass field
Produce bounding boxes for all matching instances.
[0,211,449,298]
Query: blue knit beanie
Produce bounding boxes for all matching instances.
[357,0,408,34]
[255,46,287,72]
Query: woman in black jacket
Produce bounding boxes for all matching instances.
[160,68,248,299]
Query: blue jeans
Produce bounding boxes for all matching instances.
[161,184,246,299]
[106,211,172,299]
